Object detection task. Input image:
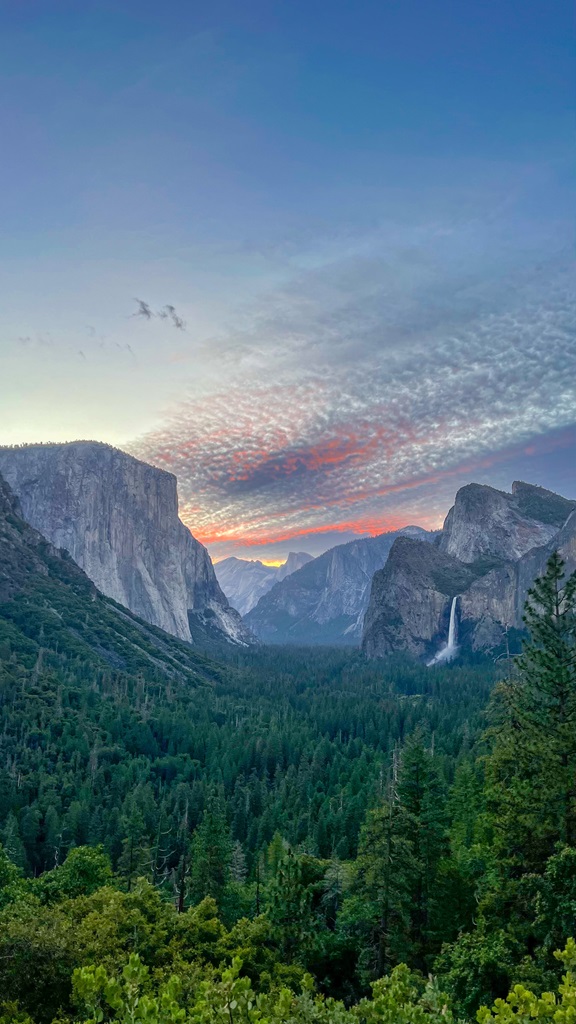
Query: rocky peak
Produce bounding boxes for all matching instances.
[276,551,313,582]
[214,551,313,616]
[439,481,564,563]
[362,537,469,659]
[363,479,576,661]
[245,526,436,645]
[511,480,576,527]
[0,441,251,648]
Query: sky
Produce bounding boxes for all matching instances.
[1,0,575,561]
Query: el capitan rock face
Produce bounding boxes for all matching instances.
[363,481,576,660]
[0,442,251,648]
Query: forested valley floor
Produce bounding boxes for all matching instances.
[1,526,575,1023]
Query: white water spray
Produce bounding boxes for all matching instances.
[428,596,459,666]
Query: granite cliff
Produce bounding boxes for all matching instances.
[439,481,569,562]
[0,470,225,680]
[245,526,436,645]
[362,481,576,660]
[0,442,251,648]
[215,551,312,616]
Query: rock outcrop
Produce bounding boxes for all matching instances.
[439,482,568,563]
[362,537,486,658]
[245,526,436,645]
[215,551,313,616]
[363,481,576,660]
[0,471,225,680]
[0,442,252,647]
[275,551,313,583]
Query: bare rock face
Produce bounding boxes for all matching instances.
[246,526,436,646]
[215,551,313,616]
[363,481,576,660]
[275,551,313,583]
[515,508,576,621]
[0,442,251,647]
[362,538,476,659]
[439,482,563,563]
[214,558,278,617]
[459,564,517,650]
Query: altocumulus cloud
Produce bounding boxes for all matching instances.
[127,166,575,558]
[130,248,576,555]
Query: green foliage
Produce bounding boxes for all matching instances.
[189,801,232,910]
[2,503,576,1023]
[35,846,113,904]
[73,954,186,1024]
[70,951,454,1024]
[357,963,456,1024]
[440,553,576,1010]
[477,939,576,1024]
[266,846,315,964]
[485,552,576,869]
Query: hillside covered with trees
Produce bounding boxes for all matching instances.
[1,474,576,1023]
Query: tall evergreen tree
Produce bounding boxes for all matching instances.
[397,733,448,968]
[266,845,315,964]
[349,798,417,979]
[485,552,576,874]
[440,554,576,1005]
[189,801,232,910]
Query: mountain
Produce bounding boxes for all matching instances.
[362,481,576,660]
[0,442,252,650]
[438,481,569,562]
[0,470,225,678]
[244,526,436,645]
[214,551,313,615]
[275,550,313,582]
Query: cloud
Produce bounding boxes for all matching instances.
[128,180,575,557]
[158,305,186,331]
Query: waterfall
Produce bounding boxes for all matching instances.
[447,594,458,650]
[427,596,459,666]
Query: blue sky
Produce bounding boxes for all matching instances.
[1,0,574,558]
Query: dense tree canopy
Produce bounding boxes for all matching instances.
[0,552,575,1023]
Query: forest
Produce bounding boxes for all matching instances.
[0,546,575,1024]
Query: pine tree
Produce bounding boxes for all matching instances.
[189,802,232,909]
[350,799,418,979]
[397,733,448,968]
[266,845,315,964]
[485,552,576,873]
[118,807,150,890]
[1,813,26,871]
[441,554,576,1002]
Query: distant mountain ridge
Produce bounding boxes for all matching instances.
[244,526,437,645]
[0,442,252,650]
[362,481,576,660]
[215,551,313,616]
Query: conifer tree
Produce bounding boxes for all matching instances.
[485,552,576,873]
[397,733,448,968]
[350,798,418,979]
[266,845,315,964]
[441,554,576,1004]
[189,802,232,909]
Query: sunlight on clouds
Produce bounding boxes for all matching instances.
[131,254,576,555]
